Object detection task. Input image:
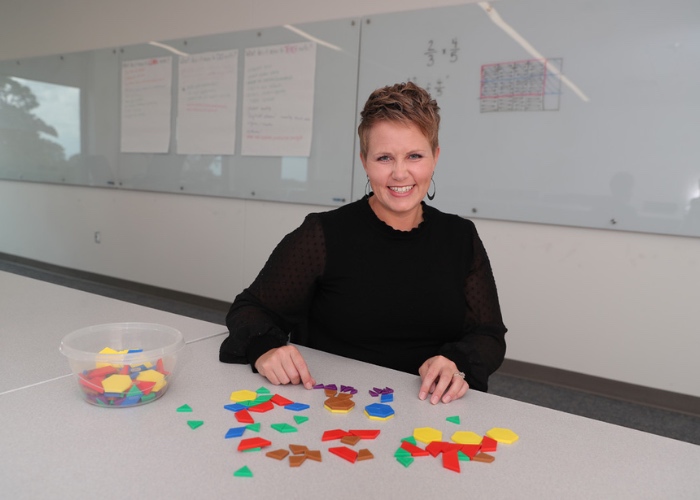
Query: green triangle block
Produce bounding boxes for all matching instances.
[252,394,273,404]
[394,447,411,458]
[141,393,156,402]
[246,423,261,432]
[396,455,414,468]
[256,386,271,394]
[187,420,204,430]
[400,436,417,445]
[446,415,461,425]
[176,404,193,412]
[233,466,253,477]
[457,451,471,461]
[293,415,309,425]
[242,447,262,453]
[127,385,143,397]
[238,400,256,407]
[270,423,297,433]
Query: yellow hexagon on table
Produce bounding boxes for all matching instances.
[451,431,483,445]
[101,374,133,393]
[326,404,354,414]
[364,411,394,421]
[413,427,443,444]
[486,427,519,444]
[230,389,258,402]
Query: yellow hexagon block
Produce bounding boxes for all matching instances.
[325,404,354,414]
[451,431,483,445]
[230,389,258,402]
[99,347,129,354]
[413,427,442,444]
[486,427,519,444]
[364,410,394,421]
[136,369,164,383]
[101,374,133,394]
[96,347,129,368]
[136,369,167,392]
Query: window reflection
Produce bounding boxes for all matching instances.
[0,76,80,181]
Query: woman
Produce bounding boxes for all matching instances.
[220,82,506,404]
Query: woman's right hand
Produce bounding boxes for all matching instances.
[254,345,316,389]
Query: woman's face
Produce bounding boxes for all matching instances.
[361,120,439,230]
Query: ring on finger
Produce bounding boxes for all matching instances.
[453,371,466,380]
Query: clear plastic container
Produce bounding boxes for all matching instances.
[60,322,185,407]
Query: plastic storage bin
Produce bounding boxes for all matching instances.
[60,322,185,407]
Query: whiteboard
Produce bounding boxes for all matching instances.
[0,18,361,206]
[2,0,700,238]
[353,0,700,237]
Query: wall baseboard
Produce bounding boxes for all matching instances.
[498,358,700,417]
[0,252,230,314]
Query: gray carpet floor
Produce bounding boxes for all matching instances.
[2,257,699,446]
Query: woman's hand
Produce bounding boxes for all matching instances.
[254,345,316,389]
[418,355,469,404]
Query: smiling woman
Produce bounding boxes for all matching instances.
[358,83,442,231]
[362,121,439,231]
[220,82,507,405]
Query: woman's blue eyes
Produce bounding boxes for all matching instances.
[376,154,423,161]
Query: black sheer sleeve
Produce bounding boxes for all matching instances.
[439,222,507,392]
[219,214,326,368]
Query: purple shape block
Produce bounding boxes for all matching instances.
[324,384,337,391]
[312,383,325,389]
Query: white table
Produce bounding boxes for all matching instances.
[1,272,699,499]
[0,271,227,394]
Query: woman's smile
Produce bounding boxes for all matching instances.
[362,120,439,231]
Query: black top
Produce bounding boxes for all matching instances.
[220,196,507,391]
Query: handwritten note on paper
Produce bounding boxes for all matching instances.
[177,49,239,155]
[242,41,317,157]
[120,57,173,153]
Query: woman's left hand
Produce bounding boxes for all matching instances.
[418,355,469,404]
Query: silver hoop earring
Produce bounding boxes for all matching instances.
[427,176,436,201]
[365,177,372,197]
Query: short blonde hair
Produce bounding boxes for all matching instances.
[358,81,440,158]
